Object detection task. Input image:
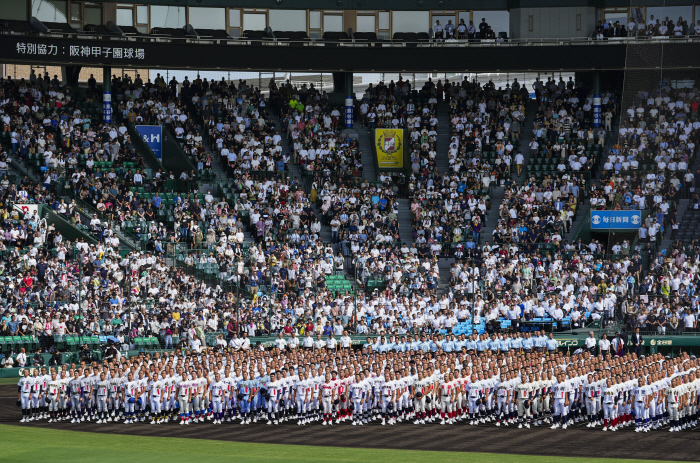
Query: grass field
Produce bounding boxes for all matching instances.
[0,424,688,463]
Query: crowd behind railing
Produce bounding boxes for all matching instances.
[0,73,700,372]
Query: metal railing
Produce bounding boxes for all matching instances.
[66,191,141,251]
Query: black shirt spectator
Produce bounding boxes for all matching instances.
[479,18,489,39]
[32,350,44,366]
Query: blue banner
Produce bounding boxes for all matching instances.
[592,95,601,128]
[590,210,642,229]
[103,91,111,124]
[345,96,353,128]
[135,125,162,159]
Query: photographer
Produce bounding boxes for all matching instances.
[103,341,118,362]
[79,343,92,363]
[32,348,45,366]
[48,350,62,366]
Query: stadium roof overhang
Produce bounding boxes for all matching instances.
[2,35,699,73]
[88,0,694,10]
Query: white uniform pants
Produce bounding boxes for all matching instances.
[178,396,190,414]
[322,396,332,414]
[468,396,479,414]
[381,397,392,414]
[97,396,108,413]
[352,399,363,418]
[414,397,426,414]
[150,397,162,414]
[496,396,507,415]
[603,402,615,420]
[554,398,566,417]
[440,396,452,414]
[668,405,679,421]
[48,394,60,412]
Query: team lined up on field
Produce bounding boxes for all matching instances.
[16,350,699,432]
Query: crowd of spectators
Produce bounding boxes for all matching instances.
[597,14,700,40]
[610,84,698,183]
[591,84,699,251]
[433,17,503,42]
[1,70,700,373]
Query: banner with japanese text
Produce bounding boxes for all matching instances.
[590,210,642,229]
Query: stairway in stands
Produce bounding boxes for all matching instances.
[396,200,413,245]
[514,100,540,185]
[434,102,452,176]
[564,119,617,243]
[438,258,455,296]
[272,115,332,245]
[355,125,377,182]
[199,128,227,185]
[481,187,504,247]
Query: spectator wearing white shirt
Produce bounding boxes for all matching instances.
[15,348,27,367]
[598,334,611,356]
[325,334,337,350]
[683,309,696,333]
[584,331,597,354]
[273,333,288,350]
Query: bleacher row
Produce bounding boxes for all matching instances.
[324,274,355,296]
[121,189,224,234]
[525,143,603,177]
[436,314,585,336]
[0,335,158,355]
[676,207,700,244]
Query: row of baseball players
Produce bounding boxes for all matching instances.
[16,351,699,432]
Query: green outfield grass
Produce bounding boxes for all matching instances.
[0,377,20,385]
[0,424,688,463]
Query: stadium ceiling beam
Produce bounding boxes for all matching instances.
[89,0,669,9]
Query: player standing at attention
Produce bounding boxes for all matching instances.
[210,373,225,424]
[666,376,681,432]
[350,371,365,425]
[17,369,32,422]
[237,371,251,425]
[266,371,280,425]
[96,372,110,424]
[29,369,43,422]
[45,371,62,423]
[177,373,191,425]
[68,369,83,424]
[321,373,333,425]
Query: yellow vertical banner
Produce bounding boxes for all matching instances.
[375,128,404,168]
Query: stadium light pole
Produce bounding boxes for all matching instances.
[354,261,358,334]
[77,248,82,349]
